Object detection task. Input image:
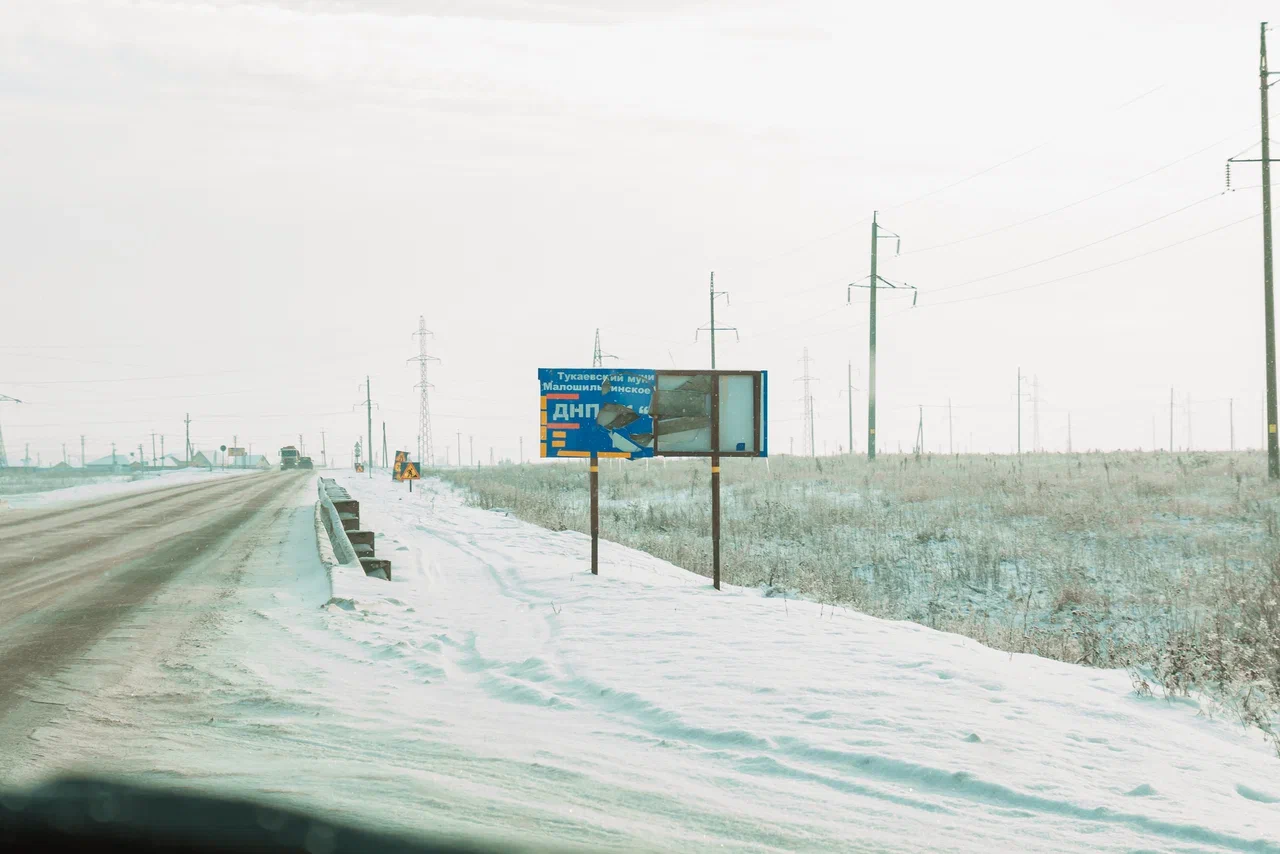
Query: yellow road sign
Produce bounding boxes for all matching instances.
[400,462,420,480]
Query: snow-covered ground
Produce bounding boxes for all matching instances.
[21,472,1280,853]
[0,468,255,510]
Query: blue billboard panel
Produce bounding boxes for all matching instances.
[539,368,656,459]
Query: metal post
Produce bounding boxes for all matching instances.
[366,375,374,477]
[711,455,721,590]
[589,452,599,575]
[868,213,878,460]
[1262,23,1280,477]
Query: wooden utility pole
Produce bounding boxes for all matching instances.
[1265,23,1279,476]
[1228,23,1280,476]
[1017,368,1023,454]
[184,413,191,463]
[849,213,912,460]
[698,272,736,369]
[848,361,855,455]
[948,398,954,455]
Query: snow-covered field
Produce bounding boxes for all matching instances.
[0,468,255,510]
[22,471,1280,852]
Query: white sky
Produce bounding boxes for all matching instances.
[1,0,1277,465]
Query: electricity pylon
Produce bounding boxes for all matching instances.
[409,317,439,467]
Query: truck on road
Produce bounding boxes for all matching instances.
[279,446,300,470]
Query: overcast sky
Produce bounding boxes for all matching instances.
[2,0,1278,466]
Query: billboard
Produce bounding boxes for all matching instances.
[539,368,767,459]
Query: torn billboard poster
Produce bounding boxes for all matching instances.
[539,368,656,459]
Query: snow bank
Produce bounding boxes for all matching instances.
[304,472,1280,852]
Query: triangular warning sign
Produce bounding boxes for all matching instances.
[400,462,420,480]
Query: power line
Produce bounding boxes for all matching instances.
[925,191,1225,296]
[921,212,1259,308]
[903,121,1267,257]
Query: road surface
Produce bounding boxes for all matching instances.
[0,471,317,778]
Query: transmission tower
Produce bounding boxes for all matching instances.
[0,394,22,468]
[592,329,619,368]
[795,348,818,456]
[408,316,439,467]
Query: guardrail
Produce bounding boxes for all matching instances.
[318,478,391,581]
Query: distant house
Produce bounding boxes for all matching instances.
[189,450,215,469]
[85,453,128,473]
[50,461,72,471]
[240,454,272,470]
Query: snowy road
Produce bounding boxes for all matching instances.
[3,471,1279,853]
[0,471,310,764]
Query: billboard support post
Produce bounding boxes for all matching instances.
[590,451,599,575]
[710,373,721,591]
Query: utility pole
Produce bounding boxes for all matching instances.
[913,405,924,456]
[457,431,462,466]
[592,328,618,368]
[381,421,388,469]
[409,316,439,468]
[1015,368,1031,454]
[848,212,914,461]
[1032,376,1041,452]
[697,272,737,368]
[1226,22,1280,477]
[796,348,817,456]
[490,446,495,466]
[184,413,191,463]
[1186,393,1193,451]
[138,443,144,471]
[321,431,327,467]
[949,398,954,456]
[111,442,117,469]
[160,435,165,466]
[354,377,378,478]
[848,361,855,455]
[150,431,157,466]
[469,435,474,467]
[1267,23,1279,476]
